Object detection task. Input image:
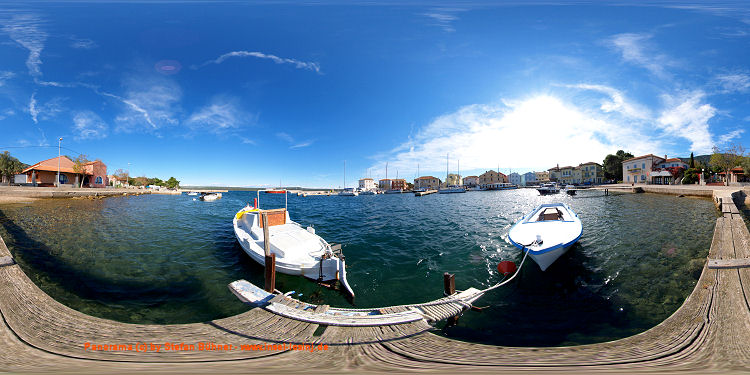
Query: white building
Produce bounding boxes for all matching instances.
[358,178,376,190]
[521,172,536,186]
[623,154,664,184]
[508,172,521,186]
[463,176,479,188]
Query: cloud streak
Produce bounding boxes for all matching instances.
[657,91,716,154]
[422,8,464,33]
[608,33,675,79]
[195,51,321,73]
[186,98,251,134]
[2,14,47,77]
[276,132,314,149]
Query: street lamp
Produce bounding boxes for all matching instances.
[57,137,62,187]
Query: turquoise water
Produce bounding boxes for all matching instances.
[0,189,717,346]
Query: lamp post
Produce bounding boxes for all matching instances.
[57,137,62,187]
[127,162,131,188]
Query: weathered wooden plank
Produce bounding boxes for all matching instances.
[708,258,750,269]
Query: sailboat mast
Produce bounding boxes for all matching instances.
[446,153,449,186]
[343,160,346,189]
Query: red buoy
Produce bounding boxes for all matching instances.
[497,261,517,276]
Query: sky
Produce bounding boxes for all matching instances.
[1,1,749,187]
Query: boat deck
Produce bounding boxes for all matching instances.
[0,190,749,373]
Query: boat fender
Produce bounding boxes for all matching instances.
[307,226,315,235]
[497,261,517,276]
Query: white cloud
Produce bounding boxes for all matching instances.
[28,92,38,123]
[608,33,674,78]
[241,137,256,145]
[196,51,321,73]
[72,111,108,140]
[657,91,716,154]
[111,76,181,131]
[371,95,660,178]
[2,14,47,77]
[276,132,314,149]
[719,129,744,144]
[70,37,97,49]
[0,71,14,86]
[186,99,249,133]
[715,73,750,93]
[422,8,464,33]
[563,83,651,120]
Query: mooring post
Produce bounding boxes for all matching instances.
[443,272,455,296]
[443,272,458,326]
[262,212,275,292]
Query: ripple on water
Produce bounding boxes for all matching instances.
[0,189,717,346]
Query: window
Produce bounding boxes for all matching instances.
[641,175,646,181]
[95,176,103,184]
[642,163,645,169]
[627,176,630,182]
[59,174,68,184]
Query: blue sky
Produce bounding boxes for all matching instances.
[1,1,749,187]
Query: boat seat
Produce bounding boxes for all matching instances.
[540,207,562,221]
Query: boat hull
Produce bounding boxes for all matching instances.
[507,203,582,271]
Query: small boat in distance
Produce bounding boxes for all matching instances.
[200,192,222,201]
[339,188,359,196]
[233,204,354,297]
[507,203,582,271]
[537,183,560,195]
[263,189,286,194]
[187,191,198,196]
[359,189,376,195]
[438,185,466,194]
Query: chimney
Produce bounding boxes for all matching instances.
[664,155,667,160]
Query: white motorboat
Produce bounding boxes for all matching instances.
[233,205,354,297]
[537,183,560,195]
[339,188,359,196]
[438,185,466,194]
[200,193,222,201]
[507,203,582,271]
[187,191,198,196]
[359,189,376,195]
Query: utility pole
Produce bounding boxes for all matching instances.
[57,137,62,187]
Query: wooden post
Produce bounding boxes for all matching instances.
[443,273,458,326]
[262,212,275,292]
[443,272,455,296]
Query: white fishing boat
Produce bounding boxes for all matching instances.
[438,186,466,194]
[537,183,560,195]
[339,188,359,196]
[200,192,222,201]
[507,203,582,271]
[233,204,354,297]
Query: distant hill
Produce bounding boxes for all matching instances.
[678,155,711,168]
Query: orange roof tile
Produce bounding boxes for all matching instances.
[22,156,94,175]
[623,154,664,163]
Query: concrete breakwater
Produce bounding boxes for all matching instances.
[0,187,748,373]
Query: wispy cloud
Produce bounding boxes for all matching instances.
[715,72,750,93]
[608,33,675,79]
[563,83,651,120]
[72,111,108,140]
[70,37,97,49]
[422,8,464,33]
[195,51,321,73]
[241,137,256,145]
[719,129,744,144]
[186,97,252,134]
[657,91,716,154]
[28,92,38,123]
[276,132,314,149]
[111,76,181,131]
[0,108,14,121]
[0,71,14,86]
[2,14,47,77]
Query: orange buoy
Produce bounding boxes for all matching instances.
[497,261,517,276]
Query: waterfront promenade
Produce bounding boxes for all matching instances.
[0,186,748,373]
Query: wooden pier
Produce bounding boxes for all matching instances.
[0,189,749,373]
[414,189,438,196]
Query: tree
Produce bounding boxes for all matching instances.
[0,151,26,184]
[689,152,695,168]
[682,168,700,184]
[71,154,90,188]
[602,150,634,181]
[710,144,747,186]
[133,176,148,186]
[165,177,180,189]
